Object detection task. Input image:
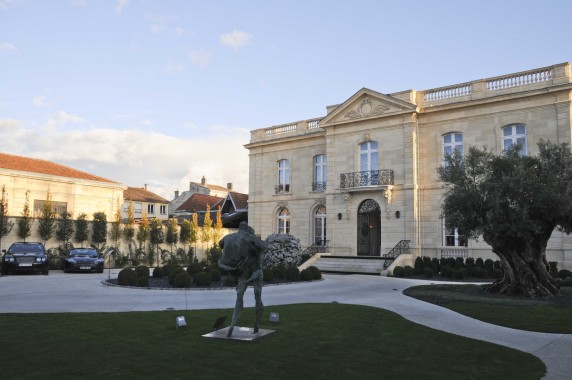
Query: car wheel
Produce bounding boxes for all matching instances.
[43,269,49,276]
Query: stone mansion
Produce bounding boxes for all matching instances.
[245,62,572,272]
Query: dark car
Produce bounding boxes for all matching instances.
[1,242,49,275]
[63,248,104,273]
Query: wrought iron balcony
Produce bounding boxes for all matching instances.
[275,184,290,194]
[312,181,326,192]
[339,169,394,189]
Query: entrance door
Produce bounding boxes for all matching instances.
[357,199,381,256]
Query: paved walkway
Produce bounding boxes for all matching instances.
[0,271,569,379]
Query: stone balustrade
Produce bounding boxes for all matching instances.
[249,63,571,143]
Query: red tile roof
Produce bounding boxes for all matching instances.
[0,152,118,183]
[176,193,224,212]
[228,191,248,210]
[124,187,169,203]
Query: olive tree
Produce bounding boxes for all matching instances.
[439,140,572,297]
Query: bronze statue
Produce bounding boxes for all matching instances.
[218,222,266,337]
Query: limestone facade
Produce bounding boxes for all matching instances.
[245,63,572,270]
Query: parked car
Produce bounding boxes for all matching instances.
[1,242,49,275]
[63,248,104,273]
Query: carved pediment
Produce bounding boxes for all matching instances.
[321,88,417,127]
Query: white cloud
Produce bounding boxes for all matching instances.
[45,111,85,131]
[220,30,252,50]
[33,96,48,107]
[173,27,184,36]
[140,119,152,126]
[0,119,23,130]
[0,118,250,200]
[188,49,212,69]
[0,43,17,53]
[114,0,128,14]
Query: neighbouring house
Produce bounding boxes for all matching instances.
[0,152,126,249]
[169,176,234,216]
[122,185,170,222]
[245,62,572,273]
[173,193,224,226]
[220,191,248,228]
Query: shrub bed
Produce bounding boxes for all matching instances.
[118,268,137,286]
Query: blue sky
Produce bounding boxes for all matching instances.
[1,0,570,200]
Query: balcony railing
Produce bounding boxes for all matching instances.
[312,181,326,192]
[275,184,290,194]
[340,169,394,189]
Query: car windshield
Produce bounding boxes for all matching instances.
[9,244,44,254]
[69,249,98,258]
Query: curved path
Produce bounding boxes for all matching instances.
[0,271,569,379]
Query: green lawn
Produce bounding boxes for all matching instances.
[0,303,544,380]
[404,284,572,333]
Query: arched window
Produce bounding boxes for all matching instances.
[503,124,527,155]
[313,155,327,191]
[276,159,290,193]
[443,132,463,158]
[277,208,290,234]
[314,206,326,245]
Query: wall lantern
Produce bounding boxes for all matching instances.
[395,211,401,219]
[337,213,343,220]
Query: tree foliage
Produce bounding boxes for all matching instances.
[166,218,179,252]
[92,212,107,251]
[56,212,74,245]
[75,213,89,247]
[190,213,199,252]
[38,190,56,244]
[110,197,123,246]
[0,185,14,250]
[137,211,150,248]
[201,204,213,247]
[149,217,164,266]
[18,190,32,241]
[439,140,572,297]
[123,199,135,243]
[179,219,191,248]
[212,205,223,245]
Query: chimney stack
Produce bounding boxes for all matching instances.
[144,184,148,191]
[227,182,233,190]
[175,190,179,198]
[201,176,206,186]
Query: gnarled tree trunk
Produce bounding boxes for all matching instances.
[484,239,559,298]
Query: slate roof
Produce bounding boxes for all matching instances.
[0,152,118,183]
[124,187,169,204]
[176,193,224,212]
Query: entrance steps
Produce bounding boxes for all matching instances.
[312,255,388,275]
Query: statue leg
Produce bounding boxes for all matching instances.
[253,279,263,334]
[228,277,247,337]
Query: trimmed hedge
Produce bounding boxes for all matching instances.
[118,268,137,286]
[135,265,149,279]
[169,267,185,285]
[392,266,404,277]
[136,276,149,287]
[152,267,163,278]
[308,266,322,280]
[186,262,203,276]
[224,275,237,287]
[300,268,313,282]
[263,268,274,282]
[174,272,192,288]
[194,272,212,286]
[285,266,300,282]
